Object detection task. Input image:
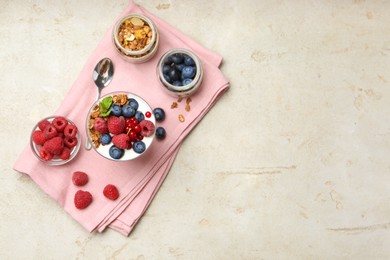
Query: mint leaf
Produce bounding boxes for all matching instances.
[100,96,113,112]
[100,108,111,117]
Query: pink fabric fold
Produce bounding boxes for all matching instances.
[13,1,229,236]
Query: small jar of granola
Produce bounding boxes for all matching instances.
[112,14,159,63]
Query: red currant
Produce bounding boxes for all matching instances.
[133,124,141,133]
[145,111,151,118]
[128,130,137,141]
[137,134,144,141]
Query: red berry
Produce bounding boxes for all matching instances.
[145,111,151,118]
[43,125,58,140]
[139,120,155,137]
[133,124,141,133]
[107,116,126,135]
[43,136,64,155]
[112,133,131,149]
[38,119,51,131]
[137,134,144,141]
[72,171,89,186]
[74,190,93,209]
[94,117,108,134]
[32,130,46,145]
[52,116,68,132]
[64,136,78,148]
[103,184,119,200]
[64,124,78,138]
[39,146,53,161]
[59,147,71,160]
[128,130,137,141]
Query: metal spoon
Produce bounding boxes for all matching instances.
[85,58,114,150]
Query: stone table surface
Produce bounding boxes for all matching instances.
[1,0,390,259]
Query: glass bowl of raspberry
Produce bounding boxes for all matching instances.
[30,116,81,166]
[86,91,156,161]
[157,48,203,98]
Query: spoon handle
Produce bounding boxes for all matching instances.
[85,139,92,150]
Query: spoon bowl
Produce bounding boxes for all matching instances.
[85,58,114,150]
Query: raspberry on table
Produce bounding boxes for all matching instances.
[103,184,119,200]
[74,190,93,209]
[72,171,89,186]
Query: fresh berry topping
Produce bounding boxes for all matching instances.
[72,171,89,186]
[107,116,125,135]
[64,136,78,148]
[110,104,122,116]
[135,111,145,123]
[122,105,136,118]
[32,130,46,145]
[128,98,139,110]
[100,134,112,145]
[103,184,119,200]
[94,117,108,134]
[52,116,68,132]
[43,136,64,155]
[59,147,71,160]
[128,130,138,142]
[145,111,151,118]
[64,124,78,138]
[133,124,141,133]
[153,108,165,122]
[112,134,131,149]
[74,190,93,209]
[133,141,146,154]
[38,119,51,131]
[39,146,53,161]
[109,145,124,159]
[155,127,166,140]
[139,120,155,137]
[43,125,58,140]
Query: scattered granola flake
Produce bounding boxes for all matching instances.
[186,97,192,104]
[179,114,185,122]
[177,96,183,103]
[171,102,178,109]
[185,104,191,112]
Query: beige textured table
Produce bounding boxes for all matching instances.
[1,0,390,259]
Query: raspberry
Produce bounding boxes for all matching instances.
[52,116,68,132]
[72,171,89,186]
[39,146,53,161]
[139,120,155,137]
[64,136,78,149]
[43,136,64,155]
[59,147,71,160]
[103,184,119,200]
[64,124,78,138]
[107,116,125,135]
[74,190,93,209]
[38,119,51,131]
[32,130,46,145]
[43,125,58,140]
[94,117,108,134]
[112,134,131,149]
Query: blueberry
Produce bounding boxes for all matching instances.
[182,78,193,86]
[111,104,122,116]
[122,105,136,118]
[128,98,139,110]
[175,63,185,71]
[181,66,196,79]
[155,127,166,140]
[100,134,112,145]
[109,145,124,159]
[172,81,183,86]
[170,53,184,64]
[162,64,171,74]
[135,111,145,123]
[183,54,195,66]
[133,141,146,154]
[164,56,173,65]
[168,68,180,82]
[153,108,165,122]
[163,73,171,83]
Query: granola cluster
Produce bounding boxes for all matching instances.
[171,97,192,123]
[117,17,152,51]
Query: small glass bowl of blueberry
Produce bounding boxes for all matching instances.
[157,48,203,97]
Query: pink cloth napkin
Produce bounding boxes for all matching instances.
[13,1,229,236]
